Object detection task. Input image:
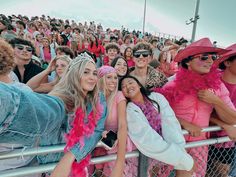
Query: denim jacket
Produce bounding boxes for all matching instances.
[70,92,108,161]
[0,82,107,163]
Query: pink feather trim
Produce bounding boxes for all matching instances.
[158,68,222,104]
[64,103,103,177]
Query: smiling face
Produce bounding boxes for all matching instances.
[105,72,118,94]
[42,38,50,47]
[125,48,133,58]
[187,53,216,74]
[80,62,98,95]
[114,58,128,77]
[14,44,33,65]
[121,77,142,101]
[107,48,118,60]
[133,49,151,68]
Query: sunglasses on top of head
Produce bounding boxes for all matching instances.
[193,53,218,61]
[15,44,33,53]
[133,51,151,58]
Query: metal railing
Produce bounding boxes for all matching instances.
[0,126,234,177]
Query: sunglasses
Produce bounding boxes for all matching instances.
[133,51,151,58]
[193,53,218,61]
[15,44,33,53]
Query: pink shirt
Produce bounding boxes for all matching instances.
[105,91,126,132]
[43,48,51,62]
[127,58,135,67]
[163,82,235,142]
[216,80,236,148]
[222,80,236,107]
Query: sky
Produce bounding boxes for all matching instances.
[1,0,236,47]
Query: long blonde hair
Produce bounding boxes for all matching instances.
[50,53,98,113]
[98,72,118,115]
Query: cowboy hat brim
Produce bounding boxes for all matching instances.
[174,46,229,62]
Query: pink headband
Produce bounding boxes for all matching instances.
[98,66,116,78]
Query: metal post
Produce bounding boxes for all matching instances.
[138,152,148,177]
[142,0,147,35]
[191,0,200,42]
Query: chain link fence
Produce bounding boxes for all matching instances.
[0,127,236,177]
[87,141,236,177]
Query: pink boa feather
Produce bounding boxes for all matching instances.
[157,68,222,105]
[64,103,103,177]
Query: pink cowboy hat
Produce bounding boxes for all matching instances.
[216,44,236,65]
[174,38,228,62]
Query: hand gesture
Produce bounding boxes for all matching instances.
[46,58,57,73]
[198,89,220,105]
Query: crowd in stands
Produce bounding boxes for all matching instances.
[0,13,236,177]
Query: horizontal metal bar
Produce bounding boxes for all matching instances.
[182,125,223,135]
[185,136,231,148]
[0,125,233,177]
[0,126,225,160]
[0,151,139,177]
[0,142,103,160]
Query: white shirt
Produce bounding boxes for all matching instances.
[126,92,194,171]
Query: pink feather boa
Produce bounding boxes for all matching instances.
[157,68,222,104]
[64,103,103,177]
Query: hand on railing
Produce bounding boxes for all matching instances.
[179,119,202,137]
[223,124,236,141]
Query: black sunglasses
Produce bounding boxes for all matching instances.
[193,54,218,61]
[133,51,151,58]
[15,44,33,53]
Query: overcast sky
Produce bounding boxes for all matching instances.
[1,0,236,47]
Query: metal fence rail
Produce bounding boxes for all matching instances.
[0,126,235,177]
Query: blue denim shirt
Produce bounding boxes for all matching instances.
[0,82,107,163]
[0,82,66,146]
[70,92,108,162]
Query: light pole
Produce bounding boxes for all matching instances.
[142,0,147,35]
[186,0,200,43]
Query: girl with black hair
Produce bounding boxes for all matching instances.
[119,75,195,177]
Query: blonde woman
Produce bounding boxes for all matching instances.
[93,65,127,177]
[50,52,108,177]
[27,55,72,93]
[0,52,108,177]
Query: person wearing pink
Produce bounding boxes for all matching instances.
[158,51,178,77]
[124,47,135,68]
[39,37,56,63]
[218,44,236,107]
[206,44,236,177]
[94,66,127,177]
[159,38,236,177]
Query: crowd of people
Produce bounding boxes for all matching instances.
[0,13,236,177]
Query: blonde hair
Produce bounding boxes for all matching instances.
[50,53,98,113]
[98,73,118,114]
[55,55,72,65]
